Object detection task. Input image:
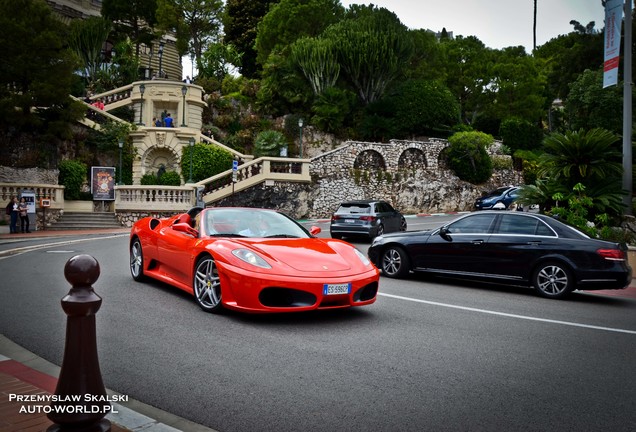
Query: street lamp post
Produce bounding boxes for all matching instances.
[158,41,165,78]
[181,86,188,127]
[298,118,304,158]
[118,140,123,185]
[138,84,145,125]
[188,138,195,183]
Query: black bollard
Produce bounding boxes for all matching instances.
[47,254,111,432]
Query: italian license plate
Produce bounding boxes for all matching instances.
[345,219,355,223]
[323,283,351,295]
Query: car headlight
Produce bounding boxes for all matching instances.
[232,249,272,269]
[353,248,371,266]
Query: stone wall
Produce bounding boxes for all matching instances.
[215,139,522,219]
[0,166,58,184]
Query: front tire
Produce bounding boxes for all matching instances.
[130,238,145,282]
[193,256,223,313]
[533,261,573,299]
[380,246,411,278]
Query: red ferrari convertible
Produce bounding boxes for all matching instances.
[129,207,379,313]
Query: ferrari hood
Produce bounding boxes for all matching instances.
[239,239,353,272]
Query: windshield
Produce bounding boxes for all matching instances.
[203,208,310,238]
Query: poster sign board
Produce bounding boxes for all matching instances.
[91,166,116,201]
[603,0,623,88]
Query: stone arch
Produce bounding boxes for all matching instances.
[398,148,427,170]
[354,149,386,170]
[142,147,181,179]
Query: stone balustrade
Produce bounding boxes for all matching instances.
[0,183,64,208]
[199,157,311,204]
[114,185,197,212]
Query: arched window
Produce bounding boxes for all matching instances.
[354,150,386,170]
[398,148,427,169]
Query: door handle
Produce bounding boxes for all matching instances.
[527,240,541,245]
[472,240,484,245]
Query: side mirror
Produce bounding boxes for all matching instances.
[309,226,321,236]
[173,223,198,237]
[439,226,451,241]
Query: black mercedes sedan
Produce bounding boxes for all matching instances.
[368,211,632,299]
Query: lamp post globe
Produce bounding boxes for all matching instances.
[298,118,304,158]
[181,86,188,127]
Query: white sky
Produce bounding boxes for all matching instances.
[340,0,606,52]
[183,0,608,79]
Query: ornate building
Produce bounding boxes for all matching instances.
[45,0,183,80]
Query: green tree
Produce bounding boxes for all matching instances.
[485,47,546,122]
[199,42,242,80]
[388,79,459,138]
[68,17,113,90]
[324,5,413,105]
[534,30,603,100]
[565,69,627,133]
[311,87,356,133]
[101,0,157,58]
[0,0,84,141]
[405,29,445,82]
[446,131,494,184]
[441,36,493,125]
[499,117,543,152]
[255,0,344,67]
[291,37,340,96]
[156,0,224,64]
[223,0,279,78]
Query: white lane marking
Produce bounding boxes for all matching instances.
[0,234,129,260]
[379,292,636,335]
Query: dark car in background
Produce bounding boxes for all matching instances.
[475,186,520,210]
[368,211,631,299]
[330,200,407,240]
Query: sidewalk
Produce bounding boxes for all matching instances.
[0,335,216,432]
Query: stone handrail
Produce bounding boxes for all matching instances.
[89,84,134,110]
[0,183,65,209]
[71,96,132,128]
[114,185,196,211]
[198,157,311,204]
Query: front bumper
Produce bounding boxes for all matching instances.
[217,262,380,313]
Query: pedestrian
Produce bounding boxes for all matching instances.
[163,113,173,128]
[183,76,192,84]
[18,197,30,233]
[153,117,162,127]
[9,197,19,234]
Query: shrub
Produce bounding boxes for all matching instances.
[446,131,493,184]
[140,172,157,185]
[58,159,87,200]
[181,143,234,182]
[159,171,182,186]
[254,130,288,157]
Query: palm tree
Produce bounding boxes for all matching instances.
[533,0,537,51]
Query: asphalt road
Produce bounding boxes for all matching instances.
[1,218,635,432]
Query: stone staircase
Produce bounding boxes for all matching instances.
[48,212,123,231]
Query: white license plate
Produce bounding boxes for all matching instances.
[323,283,351,295]
[345,219,355,223]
